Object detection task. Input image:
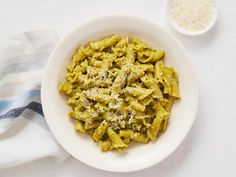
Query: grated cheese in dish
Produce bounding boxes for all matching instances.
[170,0,213,32]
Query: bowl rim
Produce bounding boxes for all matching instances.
[41,15,199,172]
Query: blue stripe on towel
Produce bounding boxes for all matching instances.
[0,101,44,119]
[0,90,41,111]
[0,101,12,110]
[22,90,41,98]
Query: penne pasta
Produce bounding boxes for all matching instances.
[59,35,180,151]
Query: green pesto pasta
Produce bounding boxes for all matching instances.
[59,35,180,152]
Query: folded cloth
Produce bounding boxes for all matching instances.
[0,30,69,169]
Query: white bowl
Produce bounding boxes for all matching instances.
[167,0,218,36]
[41,15,199,172]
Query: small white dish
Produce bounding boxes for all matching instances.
[167,0,218,36]
[41,15,199,172]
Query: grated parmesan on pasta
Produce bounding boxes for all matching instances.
[59,35,180,152]
[170,0,213,31]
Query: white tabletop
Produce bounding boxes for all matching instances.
[1,0,236,176]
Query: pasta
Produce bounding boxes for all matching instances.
[59,35,180,152]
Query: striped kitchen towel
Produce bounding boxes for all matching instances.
[0,30,69,169]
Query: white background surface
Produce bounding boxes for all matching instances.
[0,0,236,176]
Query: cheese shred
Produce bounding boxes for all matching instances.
[170,0,213,32]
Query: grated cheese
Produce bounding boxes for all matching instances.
[170,0,213,31]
